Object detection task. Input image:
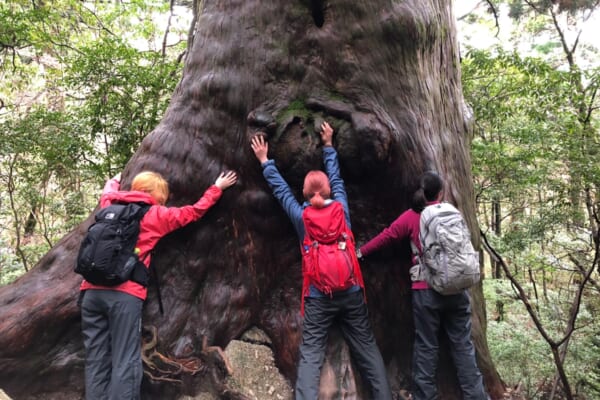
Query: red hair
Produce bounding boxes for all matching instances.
[302,170,331,209]
[131,171,169,205]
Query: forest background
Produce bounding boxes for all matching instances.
[1,0,599,399]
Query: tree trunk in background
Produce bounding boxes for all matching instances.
[0,0,504,398]
[492,198,501,279]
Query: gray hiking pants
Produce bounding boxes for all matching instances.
[81,289,143,400]
[411,289,488,400]
[295,290,392,400]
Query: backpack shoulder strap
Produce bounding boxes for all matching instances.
[129,202,152,217]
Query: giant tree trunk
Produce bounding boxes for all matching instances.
[0,0,504,398]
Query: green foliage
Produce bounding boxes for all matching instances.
[0,234,26,285]
[0,0,188,281]
[484,279,554,400]
[461,4,600,397]
[464,48,584,238]
[63,36,181,172]
[484,280,600,399]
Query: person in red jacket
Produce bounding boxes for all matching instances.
[358,171,488,400]
[79,170,237,400]
[251,123,391,400]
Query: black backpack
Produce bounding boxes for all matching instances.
[75,202,151,286]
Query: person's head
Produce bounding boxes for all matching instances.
[421,171,443,201]
[131,171,169,205]
[303,170,331,209]
[412,171,444,212]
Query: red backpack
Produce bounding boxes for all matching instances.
[301,201,364,296]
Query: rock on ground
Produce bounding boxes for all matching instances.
[223,328,293,400]
[178,327,293,400]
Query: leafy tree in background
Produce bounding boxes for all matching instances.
[460,0,600,398]
[0,0,187,279]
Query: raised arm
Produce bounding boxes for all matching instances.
[99,173,121,208]
[150,171,237,235]
[320,122,351,227]
[250,135,304,238]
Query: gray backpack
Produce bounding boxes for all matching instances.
[415,202,480,295]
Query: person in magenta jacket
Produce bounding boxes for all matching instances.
[80,170,236,400]
[359,171,488,400]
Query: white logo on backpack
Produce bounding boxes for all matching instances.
[416,202,480,295]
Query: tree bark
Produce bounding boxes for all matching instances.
[0,0,505,398]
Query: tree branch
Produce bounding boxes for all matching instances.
[456,1,500,37]
[161,0,175,58]
[481,228,599,400]
[568,253,600,293]
[548,4,575,66]
[480,229,555,345]
[583,85,598,126]
[484,0,501,37]
[7,154,29,272]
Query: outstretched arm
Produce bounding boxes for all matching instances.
[320,122,351,227]
[100,173,121,207]
[151,170,237,235]
[251,135,304,238]
[360,212,411,257]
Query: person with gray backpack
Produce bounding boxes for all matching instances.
[358,171,488,400]
[415,199,481,295]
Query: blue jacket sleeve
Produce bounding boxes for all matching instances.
[322,146,351,227]
[261,160,305,239]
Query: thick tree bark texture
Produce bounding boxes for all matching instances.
[0,0,505,399]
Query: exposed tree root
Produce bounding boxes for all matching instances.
[141,325,206,383]
[141,325,234,386]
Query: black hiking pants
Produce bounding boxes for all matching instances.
[295,290,392,400]
[81,289,143,400]
[411,289,488,400]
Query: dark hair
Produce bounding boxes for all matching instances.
[411,171,443,212]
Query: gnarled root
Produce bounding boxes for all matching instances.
[141,325,205,383]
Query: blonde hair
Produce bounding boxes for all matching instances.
[131,171,169,205]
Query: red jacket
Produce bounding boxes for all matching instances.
[79,177,223,300]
